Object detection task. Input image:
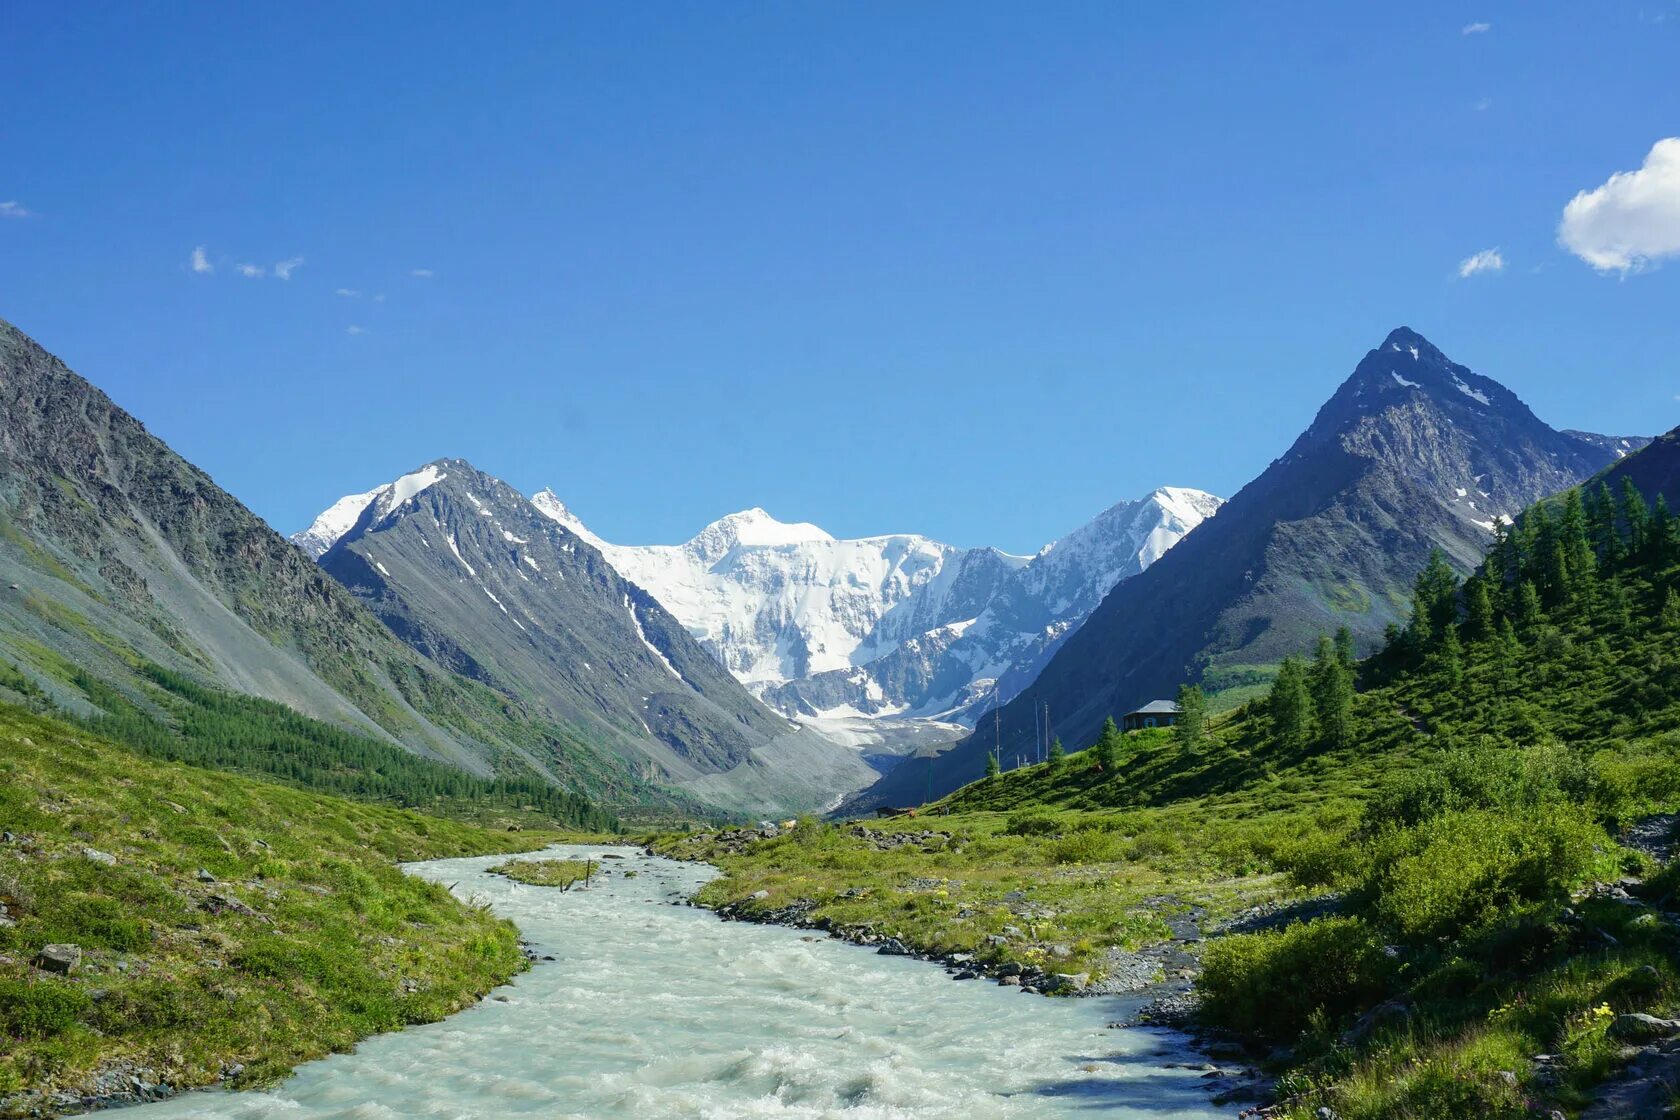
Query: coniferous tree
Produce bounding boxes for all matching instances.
[1438,624,1464,686]
[1270,658,1314,749]
[1516,580,1544,630]
[1588,482,1622,564]
[1092,717,1121,772]
[1464,576,1496,643]
[1310,635,1355,748]
[984,750,1001,780]
[1047,737,1066,773]
[1661,587,1680,632]
[1409,548,1461,652]
[1334,626,1356,670]
[1655,495,1675,568]
[1174,684,1208,753]
[1623,478,1652,557]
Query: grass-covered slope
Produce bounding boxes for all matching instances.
[0,703,562,1115]
[659,466,1680,1119]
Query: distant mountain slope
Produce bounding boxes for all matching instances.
[1593,424,1680,505]
[858,327,1648,808]
[0,315,625,817]
[309,461,876,814]
[529,487,1222,725]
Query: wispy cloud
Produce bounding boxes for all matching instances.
[1458,248,1505,278]
[0,200,33,219]
[1559,137,1680,274]
[272,256,305,280]
[335,287,360,298]
[1462,21,1491,35]
[190,246,214,274]
[409,268,434,278]
[236,263,266,278]
[1473,97,1493,112]
[346,325,367,335]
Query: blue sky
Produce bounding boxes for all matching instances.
[3,3,1678,553]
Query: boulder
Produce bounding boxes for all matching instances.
[35,943,82,974]
[1608,1013,1680,1043]
[80,847,117,866]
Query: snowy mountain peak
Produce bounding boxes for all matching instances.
[690,508,834,559]
[290,462,451,559]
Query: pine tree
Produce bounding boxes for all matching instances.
[984,750,1001,780]
[1270,658,1314,749]
[1516,580,1543,630]
[1409,548,1460,652]
[1047,737,1066,773]
[1092,717,1121,772]
[1624,478,1652,557]
[1334,626,1356,670]
[1661,587,1680,632]
[1464,576,1496,643]
[1588,482,1623,564]
[1310,635,1355,748]
[1174,684,1207,753]
[1438,624,1464,686]
[1655,495,1675,569]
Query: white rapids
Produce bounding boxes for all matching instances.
[125,845,1227,1119]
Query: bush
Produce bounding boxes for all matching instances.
[1003,811,1062,838]
[1364,806,1605,944]
[0,979,91,1040]
[1047,828,1122,864]
[1199,916,1397,1041]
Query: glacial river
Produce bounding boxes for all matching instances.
[127,845,1227,1119]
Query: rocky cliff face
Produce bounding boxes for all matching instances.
[857,327,1650,809]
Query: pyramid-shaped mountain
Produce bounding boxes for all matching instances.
[858,327,1651,807]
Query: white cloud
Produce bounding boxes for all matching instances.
[0,200,32,219]
[346,325,367,335]
[373,293,386,302]
[190,246,214,274]
[1473,97,1493,112]
[236,263,266,278]
[1462,21,1491,34]
[335,287,360,297]
[272,256,305,280]
[1458,248,1505,278]
[410,268,434,278]
[1559,137,1680,273]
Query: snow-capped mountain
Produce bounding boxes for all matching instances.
[531,486,1223,727]
[296,460,877,814]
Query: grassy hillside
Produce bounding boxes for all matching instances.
[656,477,1680,1119]
[0,703,570,1115]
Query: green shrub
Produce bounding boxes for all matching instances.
[1365,806,1605,944]
[0,980,91,1040]
[1199,916,1397,1041]
[1003,811,1061,837]
[1047,828,1122,864]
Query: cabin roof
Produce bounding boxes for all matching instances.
[1127,700,1181,716]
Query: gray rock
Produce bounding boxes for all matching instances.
[750,889,770,901]
[81,847,117,866]
[1608,1012,1680,1043]
[196,868,217,883]
[35,943,82,974]
[1051,972,1090,993]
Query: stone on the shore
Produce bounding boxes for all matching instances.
[35,943,82,974]
[1052,972,1090,993]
